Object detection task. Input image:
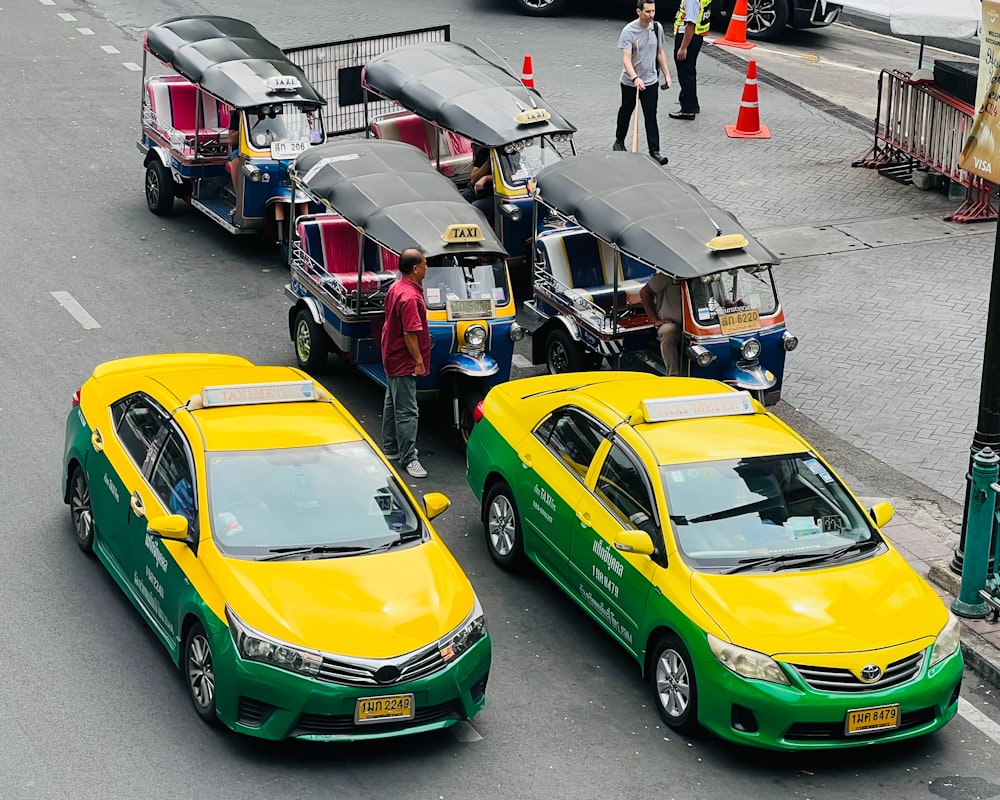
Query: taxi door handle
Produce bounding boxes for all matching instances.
[91,429,105,453]
[519,452,532,469]
[130,491,145,518]
[577,511,592,529]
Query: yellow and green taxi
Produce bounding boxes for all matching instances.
[466,372,961,750]
[62,354,490,741]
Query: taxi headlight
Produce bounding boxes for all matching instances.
[740,339,762,361]
[929,612,961,667]
[226,606,322,677]
[439,595,486,663]
[465,324,487,348]
[707,634,790,685]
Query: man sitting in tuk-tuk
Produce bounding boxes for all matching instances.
[640,274,684,376]
[461,144,495,224]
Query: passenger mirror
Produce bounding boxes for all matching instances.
[423,492,451,520]
[147,514,190,541]
[869,501,895,528]
[613,530,655,556]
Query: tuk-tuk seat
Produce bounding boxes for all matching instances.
[298,216,396,306]
[144,76,228,155]
[371,112,473,183]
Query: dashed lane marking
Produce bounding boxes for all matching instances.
[50,292,101,330]
[959,698,1000,746]
[449,721,484,742]
[101,45,120,54]
[38,0,56,5]
[122,62,142,71]
[57,12,76,21]
[76,28,95,35]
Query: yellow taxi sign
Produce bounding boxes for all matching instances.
[514,108,552,125]
[200,380,318,408]
[707,233,749,251]
[641,391,755,423]
[441,223,485,243]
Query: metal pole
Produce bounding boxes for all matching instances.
[952,221,1000,574]
[952,448,998,618]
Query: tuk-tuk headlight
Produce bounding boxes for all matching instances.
[687,344,716,368]
[740,339,762,360]
[509,323,526,342]
[782,332,799,352]
[242,163,263,183]
[465,325,487,348]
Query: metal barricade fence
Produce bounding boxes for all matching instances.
[853,69,996,223]
[285,26,450,137]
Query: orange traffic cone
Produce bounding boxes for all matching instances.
[725,59,771,139]
[713,0,756,49]
[521,54,535,89]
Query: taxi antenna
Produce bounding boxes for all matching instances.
[476,38,538,109]
[664,172,723,236]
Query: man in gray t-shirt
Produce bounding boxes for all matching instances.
[613,0,673,165]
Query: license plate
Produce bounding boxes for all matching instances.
[446,297,495,320]
[271,139,309,160]
[719,308,761,334]
[845,703,899,735]
[354,693,415,725]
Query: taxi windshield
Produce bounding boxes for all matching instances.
[206,442,420,559]
[497,136,569,191]
[687,267,778,322]
[423,255,509,311]
[661,454,882,573]
[244,103,323,152]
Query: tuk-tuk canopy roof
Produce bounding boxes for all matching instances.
[362,42,576,148]
[290,140,507,260]
[144,16,324,109]
[535,153,778,279]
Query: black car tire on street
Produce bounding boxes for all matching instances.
[650,634,700,734]
[69,465,95,555]
[483,481,528,572]
[294,309,330,373]
[515,0,571,16]
[184,622,219,725]
[145,159,175,216]
[746,0,789,40]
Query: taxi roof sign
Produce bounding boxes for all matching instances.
[706,233,749,252]
[265,75,302,93]
[441,223,485,243]
[641,391,755,423]
[199,380,318,408]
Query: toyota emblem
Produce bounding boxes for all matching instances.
[374,665,402,684]
[859,664,882,683]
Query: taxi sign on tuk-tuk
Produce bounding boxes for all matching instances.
[514,108,552,125]
[442,224,485,243]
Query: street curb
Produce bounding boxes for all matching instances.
[961,635,1000,690]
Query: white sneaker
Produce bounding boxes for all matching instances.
[405,459,428,479]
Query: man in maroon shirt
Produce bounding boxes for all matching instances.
[381,248,432,478]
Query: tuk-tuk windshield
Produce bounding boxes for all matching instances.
[497,136,571,191]
[423,255,509,311]
[244,103,324,154]
[688,266,778,321]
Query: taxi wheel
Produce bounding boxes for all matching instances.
[294,309,329,373]
[515,0,570,15]
[651,634,699,734]
[145,160,175,216]
[484,482,527,571]
[69,466,94,555]
[184,623,219,725]
[545,329,587,374]
[746,0,788,41]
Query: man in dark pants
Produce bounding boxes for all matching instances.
[613,0,673,165]
[669,0,713,120]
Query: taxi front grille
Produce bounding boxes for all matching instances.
[316,643,447,687]
[292,702,460,737]
[790,651,925,693]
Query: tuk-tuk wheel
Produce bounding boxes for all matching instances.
[294,309,329,373]
[545,329,590,375]
[145,160,175,216]
[459,390,486,444]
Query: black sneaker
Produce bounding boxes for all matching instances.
[612,140,626,151]
[650,152,669,165]
[669,111,696,121]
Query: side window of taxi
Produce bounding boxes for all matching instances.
[111,395,165,470]
[595,442,658,538]
[150,431,196,526]
[534,408,606,481]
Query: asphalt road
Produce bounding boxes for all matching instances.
[2,0,1000,798]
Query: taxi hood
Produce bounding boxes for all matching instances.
[689,550,947,656]
[214,538,476,659]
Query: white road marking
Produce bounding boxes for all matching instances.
[76,27,94,35]
[50,292,101,330]
[100,45,120,54]
[512,354,533,369]
[730,43,881,76]
[449,721,484,742]
[57,12,76,21]
[38,0,56,5]
[122,62,142,72]
[959,698,1000,745]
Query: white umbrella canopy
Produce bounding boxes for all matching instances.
[836,0,980,37]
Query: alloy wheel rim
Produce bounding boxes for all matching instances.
[71,474,92,545]
[187,634,215,711]
[655,649,690,718]
[746,0,777,33]
[295,321,311,363]
[488,496,516,556]
[522,0,557,6]
[146,171,160,206]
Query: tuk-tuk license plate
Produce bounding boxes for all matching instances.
[355,693,415,725]
[719,309,761,334]
[271,139,309,160]
[845,703,899,735]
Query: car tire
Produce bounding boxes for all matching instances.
[514,0,571,16]
[650,634,700,734]
[483,482,528,572]
[145,160,175,216]
[746,0,789,41]
[294,309,329,373]
[459,389,486,445]
[545,328,589,375]
[184,622,219,725]
[69,465,95,555]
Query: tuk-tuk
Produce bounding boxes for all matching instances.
[284,140,524,439]
[361,41,577,292]
[525,153,798,405]
[139,16,326,255]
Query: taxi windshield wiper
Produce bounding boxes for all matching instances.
[368,530,425,554]
[723,541,879,575]
[775,539,880,569]
[724,553,821,575]
[260,544,374,562]
[685,497,774,525]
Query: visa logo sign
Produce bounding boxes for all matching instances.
[973,157,993,174]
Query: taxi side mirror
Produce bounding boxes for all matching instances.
[147,514,190,542]
[423,492,451,521]
[614,530,655,556]
[869,501,894,528]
